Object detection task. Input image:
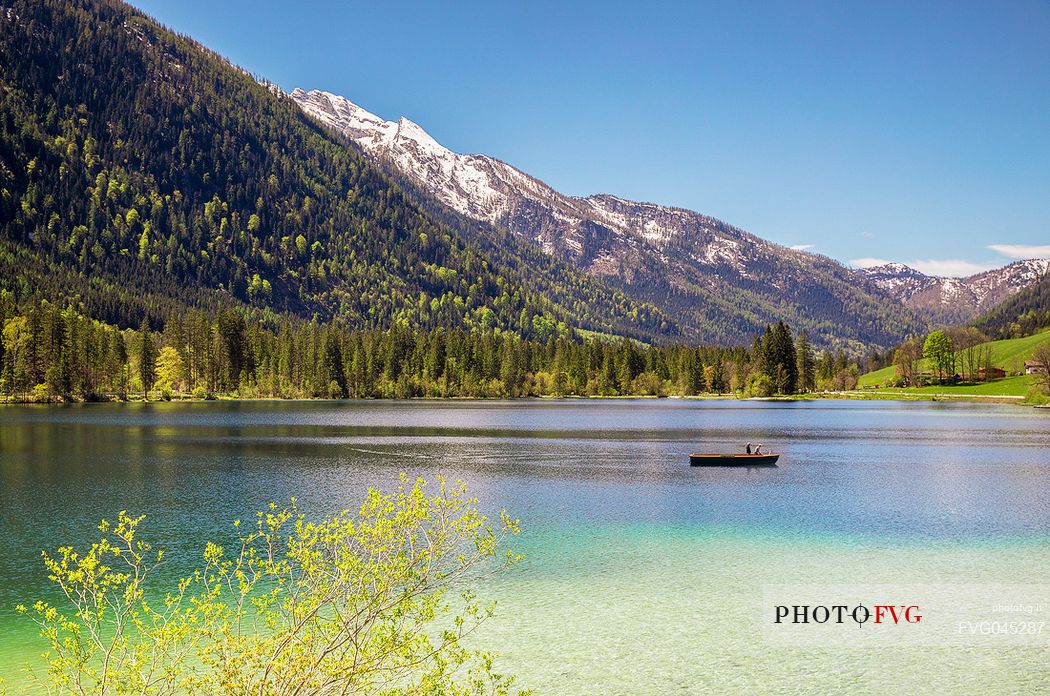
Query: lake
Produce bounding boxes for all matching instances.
[2,399,1049,693]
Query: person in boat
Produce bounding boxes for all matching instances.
[753,443,764,455]
[745,442,752,454]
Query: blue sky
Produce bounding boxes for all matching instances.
[131,0,1050,276]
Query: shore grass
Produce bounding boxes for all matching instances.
[854,374,1034,397]
[5,388,1046,407]
[859,330,1050,389]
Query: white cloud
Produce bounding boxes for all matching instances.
[988,244,1050,259]
[790,244,814,252]
[906,259,996,277]
[849,257,891,269]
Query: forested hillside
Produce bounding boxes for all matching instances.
[0,0,672,340]
[974,268,1050,339]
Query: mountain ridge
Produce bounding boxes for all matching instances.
[973,264,1050,339]
[861,259,1050,326]
[291,88,925,349]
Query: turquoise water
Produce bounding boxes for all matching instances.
[2,400,1049,692]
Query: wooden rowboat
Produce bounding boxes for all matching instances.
[689,453,779,467]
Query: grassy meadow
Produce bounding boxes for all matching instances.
[857,329,1050,398]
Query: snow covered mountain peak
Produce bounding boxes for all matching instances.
[292,87,528,225]
[290,88,453,160]
[394,115,446,152]
[865,262,925,277]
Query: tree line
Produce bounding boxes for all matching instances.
[0,297,866,402]
[888,327,998,387]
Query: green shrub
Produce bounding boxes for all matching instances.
[1024,387,1050,406]
[743,373,774,398]
[19,477,525,694]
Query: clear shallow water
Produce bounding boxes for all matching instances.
[1,399,1049,693]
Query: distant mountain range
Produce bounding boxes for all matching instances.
[0,0,1043,352]
[291,89,1046,348]
[974,263,1050,339]
[861,260,1050,326]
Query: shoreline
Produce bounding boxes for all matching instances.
[1,392,1044,407]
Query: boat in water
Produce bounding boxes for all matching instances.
[689,453,779,467]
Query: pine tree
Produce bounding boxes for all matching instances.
[764,322,797,394]
[796,330,815,393]
[137,319,157,399]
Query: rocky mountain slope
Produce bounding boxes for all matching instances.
[291,89,924,349]
[862,259,1050,326]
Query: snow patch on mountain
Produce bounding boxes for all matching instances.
[862,259,1050,321]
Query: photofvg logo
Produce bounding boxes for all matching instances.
[761,585,1050,647]
[774,603,923,626]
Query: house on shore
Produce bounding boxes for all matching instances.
[1025,360,1048,375]
[977,366,1006,380]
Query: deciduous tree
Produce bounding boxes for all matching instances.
[923,330,954,383]
[19,477,525,695]
[893,337,923,387]
[155,345,184,392]
[1031,342,1050,394]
